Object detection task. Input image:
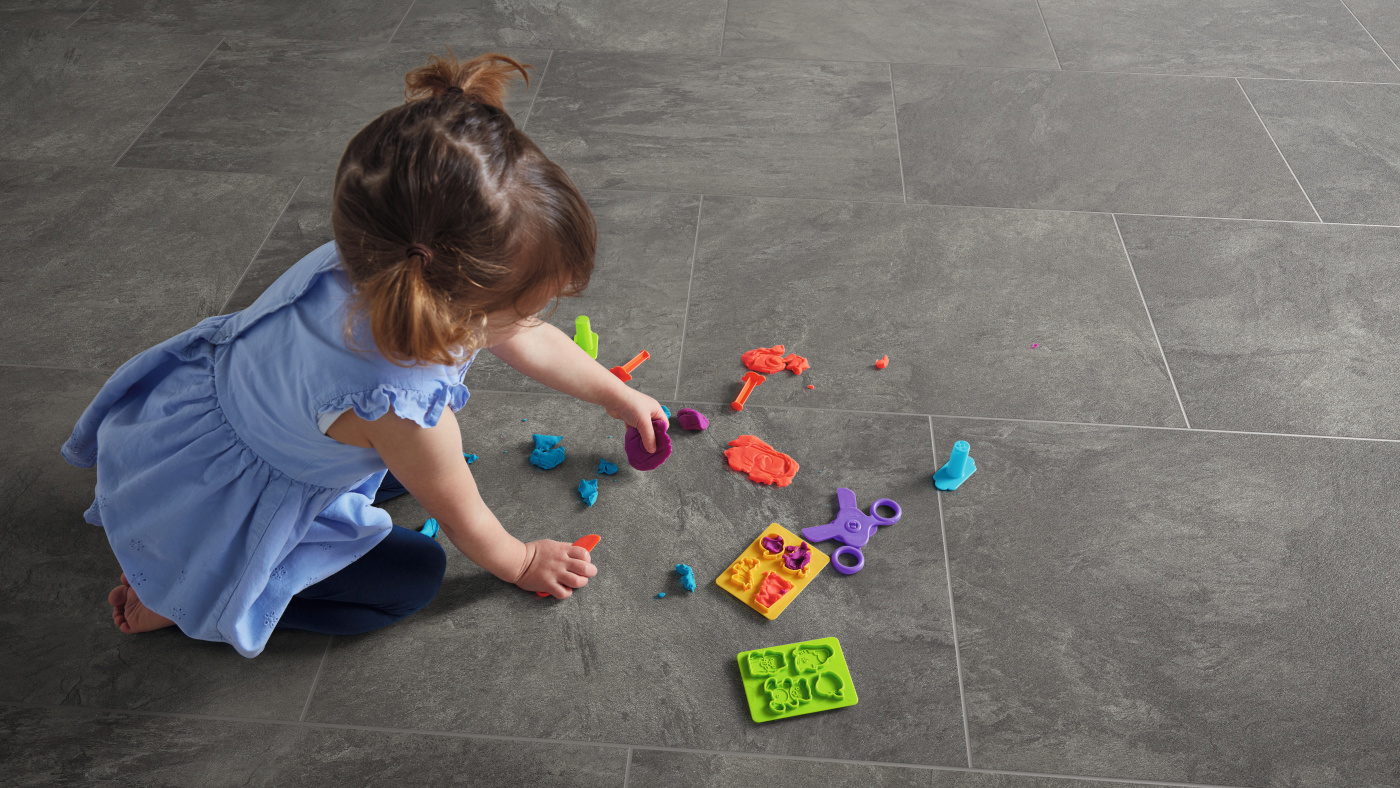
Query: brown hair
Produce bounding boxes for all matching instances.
[332,51,596,366]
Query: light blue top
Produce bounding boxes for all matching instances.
[61,241,475,657]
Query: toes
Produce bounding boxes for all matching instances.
[108,585,126,608]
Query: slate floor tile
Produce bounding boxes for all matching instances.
[394,0,727,56]
[0,368,328,718]
[892,65,1317,220]
[73,0,415,41]
[305,392,966,766]
[937,418,1400,786]
[1241,79,1400,226]
[676,197,1184,427]
[1346,0,1400,65]
[0,0,92,29]
[525,52,904,202]
[721,0,1057,69]
[117,39,547,176]
[0,707,629,787]
[0,163,299,370]
[628,750,1154,788]
[1120,215,1400,439]
[1038,0,1399,81]
[0,29,218,165]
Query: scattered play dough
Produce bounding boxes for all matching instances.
[578,478,599,506]
[874,355,889,369]
[782,354,810,375]
[464,453,478,464]
[529,434,566,470]
[676,563,696,592]
[742,344,788,374]
[625,418,673,471]
[676,408,709,431]
[725,435,800,487]
[597,458,619,475]
[661,405,672,418]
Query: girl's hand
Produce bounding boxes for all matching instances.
[515,539,598,599]
[605,389,667,452]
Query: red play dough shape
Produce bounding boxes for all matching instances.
[753,571,795,610]
[742,345,788,374]
[874,355,889,369]
[725,435,800,487]
[782,354,810,375]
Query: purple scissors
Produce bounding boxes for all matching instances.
[801,488,901,574]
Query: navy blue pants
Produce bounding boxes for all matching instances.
[277,522,446,636]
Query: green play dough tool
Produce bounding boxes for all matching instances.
[573,315,599,359]
[735,636,858,723]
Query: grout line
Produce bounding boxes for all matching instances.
[520,50,553,132]
[0,361,109,373]
[889,62,907,203]
[299,636,333,723]
[673,195,703,400]
[622,747,634,787]
[931,418,973,768]
[110,37,223,169]
[1234,78,1324,223]
[66,0,100,28]
[465,388,1400,444]
[1033,0,1063,70]
[386,0,416,44]
[1339,0,1400,73]
[219,176,303,315]
[719,0,731,56]
[1112,214,1191,429]
[0,700,1259,788]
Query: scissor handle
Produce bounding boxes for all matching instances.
[868,499,901,526]
[832,545,865,575]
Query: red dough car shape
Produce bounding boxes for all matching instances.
[725,435,800,487]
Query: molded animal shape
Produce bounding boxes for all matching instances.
[782,541,811,573]
[728,557,760,590]
[746,650,787,677]
[762,676,814,713]
[760,533,784,555]
[782,353,810,374]
[753,571,794,610]
[725,436,800,487]
[814,672,846,700]
[742,344,788,373]
[792,644,834,673]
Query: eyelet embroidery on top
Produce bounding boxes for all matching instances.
[130,571,147,587]
[129,539,144,552]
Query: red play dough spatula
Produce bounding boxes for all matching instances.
[537,534,602,597]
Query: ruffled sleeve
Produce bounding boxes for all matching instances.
[317,378,471,430]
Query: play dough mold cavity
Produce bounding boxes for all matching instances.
[735,637,858,723]
[716,524,828,620]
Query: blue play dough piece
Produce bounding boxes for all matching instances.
[675,563,696,592]
[529,434,566,470]
[657,592,666,598]
[421,518,440,538]
[933,440,977,491]
[464,453,478,464]
[661,405,671,418]
[597,458,619,475]
[578,478,599,506]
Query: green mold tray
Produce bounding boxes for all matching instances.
[735,636,858,723]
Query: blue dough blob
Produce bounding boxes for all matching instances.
[529,434,566,470]
[464,453,478,464]
[675,563,696,592]
[597,458,619,475]
[577,478,599,506]
[657,592,666,598]
[661,405,672,418]
[421,518,440,539]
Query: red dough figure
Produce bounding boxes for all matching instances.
[874,355,889,369]
[782,354,810,375]
[742,345,788,374]
[753,571,795,610]
[725,435,800,487]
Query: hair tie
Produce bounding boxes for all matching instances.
[406,243,434,266]
[445,86,463,95]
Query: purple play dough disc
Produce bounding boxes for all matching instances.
[676,408,709,431]
[624,418,673,471]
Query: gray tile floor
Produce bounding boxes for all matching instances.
[2,1,1398,786]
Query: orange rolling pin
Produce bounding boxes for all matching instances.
[537,534,602,597]
[610,350,650,382]
[730,371,766,412]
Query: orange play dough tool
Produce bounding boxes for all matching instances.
[537,534,602,597]
[611,350,650,382]
[725,435,800,487]
[730,371,766,411]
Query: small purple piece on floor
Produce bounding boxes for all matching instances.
[597,458,619,475]
[1030,343,1039,349]
[624,418,672,471]
[676,408,710,431]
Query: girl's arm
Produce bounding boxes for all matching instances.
[488,320,667,451]
[328,407,595,598]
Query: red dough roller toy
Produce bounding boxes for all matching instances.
[800,488,900,575]
[610,350,650,382]
[537,534,602,597]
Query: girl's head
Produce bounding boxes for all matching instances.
[333,52,596,366]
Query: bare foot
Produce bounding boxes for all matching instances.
[108,574,174,634]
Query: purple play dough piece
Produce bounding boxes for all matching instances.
[676,408,709,431]
[624,418,672,471]
[761,534,784,554]
[782,541,811,571]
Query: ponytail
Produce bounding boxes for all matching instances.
[356,252,476,367]
[403,51,531,109]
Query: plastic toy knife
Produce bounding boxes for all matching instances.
[537,534,602,597]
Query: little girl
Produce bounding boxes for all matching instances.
[60,52,664,659]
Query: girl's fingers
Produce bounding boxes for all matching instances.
[639,416,656,452]
[551,583,573,599]
[563,572,590,589]
[566,545,590,561]
[567,557,597,577]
